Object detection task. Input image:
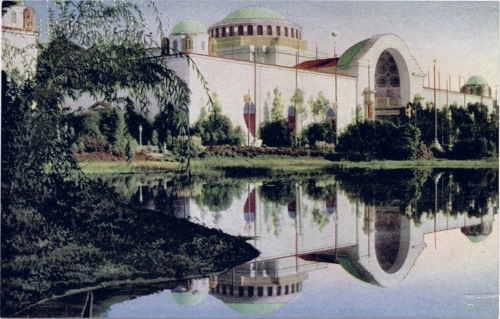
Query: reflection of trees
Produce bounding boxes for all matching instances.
[415,169,498,218]
[259,181,295,205]
[1,180,258,317]
[334,168,498,222]
[196,180,245,212]
[304,178,336,200]
[335,168,430,207]
[311,208,329,231]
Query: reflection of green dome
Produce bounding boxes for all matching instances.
[171,20,207,34]
[222,7,287,21]
[337,39,369,68]
[337,255,370,283]
[466,75,488,86]
[171,292,207,306]
[226,303,283,314]
[466,235,489,243]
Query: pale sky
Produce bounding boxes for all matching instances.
[28,0,499,96]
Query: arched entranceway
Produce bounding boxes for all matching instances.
[375,50,401,120]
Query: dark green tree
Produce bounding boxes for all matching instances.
[336,120,420,161]
[260,119,294,148]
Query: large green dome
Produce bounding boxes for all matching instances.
[466,75,488,86]
[226,302,283,314]
[222,7,287,21]
[171,20,207,34]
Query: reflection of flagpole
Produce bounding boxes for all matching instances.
[254,46,257,142]
[295,183,299,272]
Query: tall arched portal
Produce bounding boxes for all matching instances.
[375,50,401,120]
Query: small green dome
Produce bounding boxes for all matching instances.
[466,235,489,243]
[171,20,207,34]
[466,75,488,86]
[222,7,287,21]
[226,303,283,314]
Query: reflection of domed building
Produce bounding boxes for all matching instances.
[171,278,210,307]
[461,222,493,243]
[210,260,307,315]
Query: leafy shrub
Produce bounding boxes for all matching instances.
[303,122,335,146]
[450,137,497,159]
[192,113,243,146]
[336,121,420,161]
[260,119,294,148]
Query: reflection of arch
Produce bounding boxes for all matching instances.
[375,211,407,274]
[338,210,425,287]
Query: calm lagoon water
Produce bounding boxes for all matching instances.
[5,168,499,318]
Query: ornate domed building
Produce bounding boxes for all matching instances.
[207,7,322,65]
[160,6,495,144]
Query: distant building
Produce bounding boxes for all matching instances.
[1,1,38,77]
[162,7,494,144]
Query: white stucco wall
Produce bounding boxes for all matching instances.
[166,53,357,142]
[421,88,494,110]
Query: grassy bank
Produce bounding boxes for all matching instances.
[79,156,499,174]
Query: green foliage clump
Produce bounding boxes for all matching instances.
[302,122,336,147]
[192,94,244,147]
[336,120,420,161]
[259,181,296,205]
[260,119,294,148]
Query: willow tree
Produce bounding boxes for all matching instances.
[2,0,210,201]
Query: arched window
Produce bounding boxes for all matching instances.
[257,287,264,297]
[222,27,226,37]
[172,40,178,51]
[291,28,295,38]
[284,27,288,37]
[11,11,17,23]
[238,25,244,36]
[276,26,281,36]
[257,25,263,35]
[267,287,273,296]
[229,26,234,36]
[267,25,272,35]
[210,29,214,37]
[184,34,193,53]
[247,25,253,35]
[215,28,219,38]
[248,286,254,297]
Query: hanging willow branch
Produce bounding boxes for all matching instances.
[38,0,214,169]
